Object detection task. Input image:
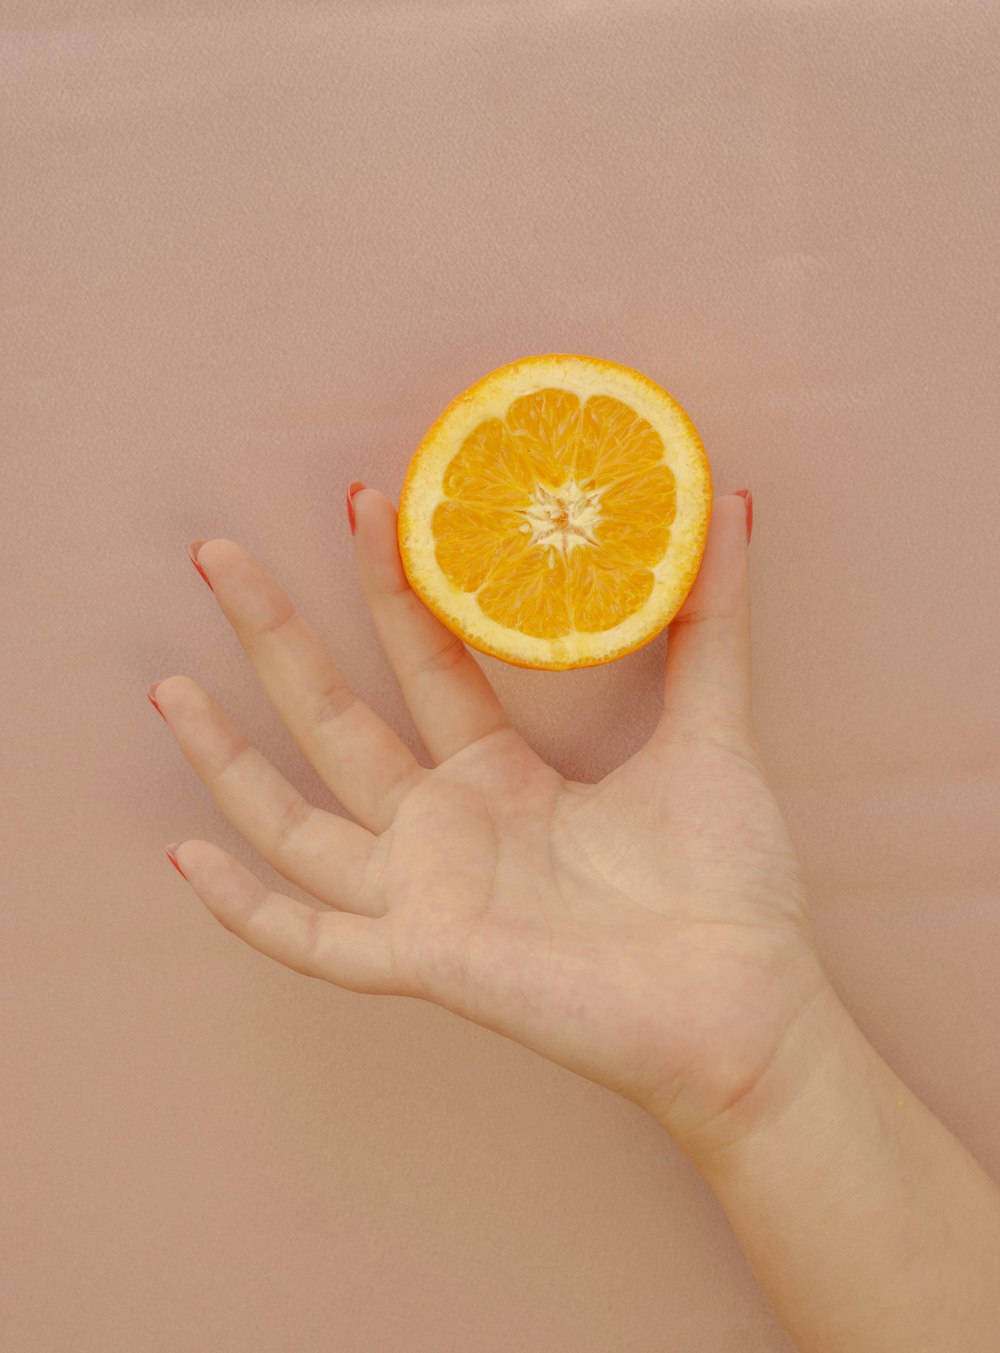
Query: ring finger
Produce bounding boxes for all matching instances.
[149,675,384,916]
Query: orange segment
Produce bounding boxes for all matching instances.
[594,519,671,570]
[432,499,530,592]
[567,551,655,632]
[442,419,535,508]
[397,354,712,670]
[575,395,665,484]
[503,388,581,485]
[596,463,678,567]
[478,548,571,640]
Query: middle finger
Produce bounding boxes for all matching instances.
[189,538,424,831]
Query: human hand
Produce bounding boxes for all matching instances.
[151,487,830,1155]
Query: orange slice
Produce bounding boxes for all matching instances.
[397,354,712,670]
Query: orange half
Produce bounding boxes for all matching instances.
[397,354,712,670]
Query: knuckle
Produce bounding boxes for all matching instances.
[302,905,326,970]
[660,711,760,765]
[250,599,298,640]
[213,735,251,781]
[380,569,414,600]
[669,607,729,631]
[408,635,467,682]
[271,790,315,855]
[272,795,315,855]
[310,681,358,732]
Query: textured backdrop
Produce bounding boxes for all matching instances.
[3,2,999,1349]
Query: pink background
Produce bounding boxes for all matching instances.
[4,3,999,1349]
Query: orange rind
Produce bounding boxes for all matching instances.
[398,354,712,670]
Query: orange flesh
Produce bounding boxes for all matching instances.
[432,388,678,638]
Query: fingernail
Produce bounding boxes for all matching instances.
[346,481,366,536]
[188,540,213,591]
[165,842,187,880]
[147,681,167,722]
[734,489,753,544]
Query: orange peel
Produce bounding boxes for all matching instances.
[398,353,712,670]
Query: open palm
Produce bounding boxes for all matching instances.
[153,489,827,1148]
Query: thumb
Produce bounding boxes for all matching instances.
[659,490,754,745]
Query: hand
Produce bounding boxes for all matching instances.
[152,488,829,1152]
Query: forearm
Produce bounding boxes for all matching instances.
[670,982,1000,1352]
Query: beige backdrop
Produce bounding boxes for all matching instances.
[4,2,999,1349]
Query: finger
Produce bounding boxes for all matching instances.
[151,675,384,917]
[660,491,755,746]
[189,539,424,832]
[166,839,398,994]
[350,486,509,762]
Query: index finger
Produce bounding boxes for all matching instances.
[189,538,424,832]
[351,487,510,763]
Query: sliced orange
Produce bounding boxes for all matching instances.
[397,354,712,670]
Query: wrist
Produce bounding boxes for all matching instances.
[670,976,893,1185]
[662,969,1000,1352]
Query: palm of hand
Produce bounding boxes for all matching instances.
[378,720,817,1139]
[155,490,824,1147]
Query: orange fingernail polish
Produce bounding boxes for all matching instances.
[165,843,187,880]
[147,681,166,721]
[188,540,213,590]
[346,481,365,535]
[734,489,753,544]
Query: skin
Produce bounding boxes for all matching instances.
[153,490,1000,1351]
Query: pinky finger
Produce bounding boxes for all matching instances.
[166,839,399,995]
